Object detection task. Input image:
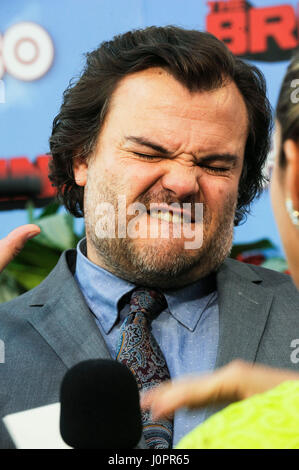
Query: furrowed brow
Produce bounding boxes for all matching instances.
[124,136,171,155]
[124,138,240,165]
[198,154,239,166]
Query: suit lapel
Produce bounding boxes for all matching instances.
[215,258,274,368]
[203,259,275,422]
[27,250,111,369]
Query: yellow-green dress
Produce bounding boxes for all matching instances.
[176,381,299,449]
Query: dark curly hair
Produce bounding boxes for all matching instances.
[49,25,272,225]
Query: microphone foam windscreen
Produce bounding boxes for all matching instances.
[60,359,142,449]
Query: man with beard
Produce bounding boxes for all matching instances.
[0,26,298,449]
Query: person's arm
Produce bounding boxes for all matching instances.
[140,360,299,420]
[0,224,40,273]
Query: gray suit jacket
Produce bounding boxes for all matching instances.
[0,249,299,448]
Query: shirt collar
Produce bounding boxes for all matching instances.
[75,238,216,333]
[163,274,216,331]
[75,238,135,334]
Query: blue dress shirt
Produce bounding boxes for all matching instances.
[74,238,219,446]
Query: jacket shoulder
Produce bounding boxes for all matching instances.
[0,249,77,317]
[223,257,296,287]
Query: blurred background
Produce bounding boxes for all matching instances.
[0,0,298,300]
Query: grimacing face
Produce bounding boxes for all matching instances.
[73,68,249,288]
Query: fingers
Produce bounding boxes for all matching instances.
[140,361,252,419]
[141,360,299,420]
[141,380,193,420]
[0,224,41,272]
[141,372,224,420]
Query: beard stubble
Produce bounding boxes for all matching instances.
[84,175,236,288]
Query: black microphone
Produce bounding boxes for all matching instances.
[60,359,143,449]
[0,176,42,198]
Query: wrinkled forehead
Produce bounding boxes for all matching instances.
[105,67,249,154]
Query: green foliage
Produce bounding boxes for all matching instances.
[0,271,26,304]
[0,202,84,302]
[230,239,275,259]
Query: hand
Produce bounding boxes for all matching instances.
[140,360,299,420]
[0,224,41,273]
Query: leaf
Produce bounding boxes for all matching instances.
[9,238,61,270]
[0,271,24,303]
[38,201,61,219]
[0,202,81,298]
[26,200,35,224]
[5,263,51,290]
[230,239,275,258]
[34,213,76,251]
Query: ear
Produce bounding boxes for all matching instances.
[73,158,88,187]
[283,139,299,211]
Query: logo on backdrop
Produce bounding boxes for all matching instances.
[206,0,298,61]
[0,155,56,210]
[0,22,54,81]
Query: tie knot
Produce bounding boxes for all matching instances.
[129,287,167,321]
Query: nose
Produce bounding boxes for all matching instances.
[160,163,200,200]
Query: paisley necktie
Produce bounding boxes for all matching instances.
[116,287,173,449]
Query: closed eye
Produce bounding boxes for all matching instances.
[133,152,161,160]
[134,153,232,171]
[197,164,230,173]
